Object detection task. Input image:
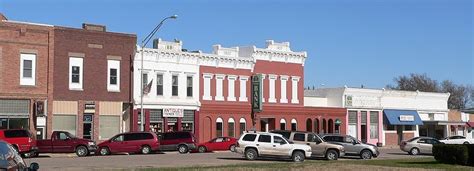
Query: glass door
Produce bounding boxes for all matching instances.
[83,114,93,139]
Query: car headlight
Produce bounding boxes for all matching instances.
[88,142,95,146]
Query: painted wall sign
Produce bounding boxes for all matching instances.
[252,74,262,112]
[399,115,415,122]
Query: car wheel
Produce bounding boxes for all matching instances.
[245,148,258,160]
[99,147,110,156]
[292,151,305,162]
[76,146,89,157]
[464,142,469,144]
[326,149,339,160]
[360,150,372,159]
[141,145,152,154]
[178,145,189,154]
[229,145,236,152]
[410,147,419,155]
[198,146,207,153]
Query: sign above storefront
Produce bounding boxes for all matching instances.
[252,74,263,113]
[163,108,184,118]
[399,115,415,122]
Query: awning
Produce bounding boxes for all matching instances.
[383,109,423,125]
[466,122,474,128]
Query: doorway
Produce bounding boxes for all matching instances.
[83,114,93,139]
[397,125,403,145]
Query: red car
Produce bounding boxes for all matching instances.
[36,131,97,157]
[97,132,159,155]
[197,137,237,153]
[0,129,37,157]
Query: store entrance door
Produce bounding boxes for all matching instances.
[83,114,93,139]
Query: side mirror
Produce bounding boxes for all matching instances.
[352,141,357,145]
[29,162,39,171]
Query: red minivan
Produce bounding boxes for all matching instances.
[97,132,159,155]
[0,129,37,157]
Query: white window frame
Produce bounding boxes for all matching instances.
[291,76,300,104]
[203,73,213,100]
[20,53,36,86]
[239,76,249,102]
[268,74,277,103]
[280,75,289,103]
[107,60,120,92]
[215,74,225,101]
[69,57,83,90]
[227,75,237,101]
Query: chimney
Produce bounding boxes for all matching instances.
[82,23,106,32]
[0,13,7,21]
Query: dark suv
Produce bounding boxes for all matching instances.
[158,132,196,154]
[0,129,37,157]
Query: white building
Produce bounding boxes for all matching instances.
[133,39,200,133]
[305,87,449,146]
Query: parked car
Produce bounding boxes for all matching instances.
[400,137,442,155]
[319,134,379,159]
[0,129,37,157]
[97,132,159,155]
[196,137,237,153]
[235,131,312,162]
[271,130,345,160]
[0,140,39,171]
[158,131,197,154]
[36,131,97,157]
[440,136,474,144]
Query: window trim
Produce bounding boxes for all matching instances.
[156,74,164,96]
[186,75,193,97]
[172,75,179,96]
[107,60,120,92]
[69,57,83,90]
[20,53,36,86]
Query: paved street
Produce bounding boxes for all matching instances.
[24,148,433,171]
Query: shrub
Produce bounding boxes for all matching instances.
[433,144,469,165]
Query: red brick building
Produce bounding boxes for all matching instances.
[49,24,136,140]
[0,14,54,139]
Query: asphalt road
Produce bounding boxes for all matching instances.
[24,148,433,171]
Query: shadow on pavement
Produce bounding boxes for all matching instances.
[217,157,292,162]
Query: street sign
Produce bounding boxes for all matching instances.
[252,74,262,112]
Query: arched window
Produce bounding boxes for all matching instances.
[239,118,246,134]
[328,119,334,133]
[306,118,312,132]
[314,118,320,134]
[322,119,327,134]
[291,119,297,131]
[280,118,286,130]
[228,118,235,137]
[216,117,223,137]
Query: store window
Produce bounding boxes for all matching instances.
[182,110,195,132]
[370,111,379,139]
[216,117,223,137]
[150,110,163,133]
[228,118,235,137]
[52,115,77,136]
[99,115,120,140]
[172,75,178,96]
[239,118,246,134]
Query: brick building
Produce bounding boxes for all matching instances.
[49,24,136,140]
[0,14,54,139]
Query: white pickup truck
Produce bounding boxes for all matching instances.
[234,131,312,162]
[439,136,474,144]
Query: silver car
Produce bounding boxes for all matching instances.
[320,134,379,159]
[0,140,39,171]
[400,137,442,155]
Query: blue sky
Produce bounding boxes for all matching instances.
[1,0,472,89]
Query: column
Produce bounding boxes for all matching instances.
[239,76,249,102]
[291,76,300,104]
[268,74,277,103]
[215,74,225,101]
[280,75,288,103]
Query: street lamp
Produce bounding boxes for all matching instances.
[140,15,178,131]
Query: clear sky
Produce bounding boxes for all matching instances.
[1,0,472,89]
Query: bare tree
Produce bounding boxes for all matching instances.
[387,73,438,92]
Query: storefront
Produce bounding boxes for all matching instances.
[143,109,196,133]
[0,99,30,130]
[383,109,423,145]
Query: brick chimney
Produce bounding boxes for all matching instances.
[0,13,7,21]
[82,23,106,32]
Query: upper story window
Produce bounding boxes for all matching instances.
[107,60,120,92]
[187,76,193,97]
[156,74,163,96]
[69,57,83,90]
[203,74,213,100]
[20,53,36,86]
[172,75,178,96]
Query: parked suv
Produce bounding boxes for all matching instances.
[235,131,312,162]
[0,129,37,157]
[320,134,379,159]
[158,131,196,154]
[271,130,345,160]
[97,132,159,155]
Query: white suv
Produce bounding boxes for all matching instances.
[235,132,312,162]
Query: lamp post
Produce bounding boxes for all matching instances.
[140,15,177,131]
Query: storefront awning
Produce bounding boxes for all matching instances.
[383,109,423,125]
[466,122,474,128]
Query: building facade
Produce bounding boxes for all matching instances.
[50,24,136,140]
[307,87,449,146]
[132,39,200,135]
[0,15,54,139]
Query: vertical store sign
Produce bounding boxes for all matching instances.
[252,74,262,113]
